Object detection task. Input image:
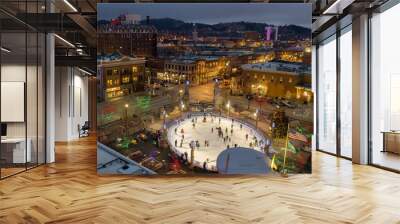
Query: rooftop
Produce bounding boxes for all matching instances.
[98,24,157,33]
[166,55,222,64]
[241,60,310,74]
[97,52,145,66]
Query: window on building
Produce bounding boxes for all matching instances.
[112,69,119,75]
[107,79,113,87]
[122,76,130,84]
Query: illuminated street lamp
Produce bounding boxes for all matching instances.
[162,108,168,128]
[254,109,259,128]
[180,101,185,111]
[226,101,231,116]
[124,104,129,136]
[213,79,219,105]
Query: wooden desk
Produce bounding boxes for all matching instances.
[1,138,31,164]
[382,131,400,154]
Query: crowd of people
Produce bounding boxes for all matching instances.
[170,113,269,171]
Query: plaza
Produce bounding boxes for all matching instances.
[166,113,269,171]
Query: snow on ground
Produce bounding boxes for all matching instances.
[167,114,268,171]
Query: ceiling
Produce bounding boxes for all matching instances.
[0,0,393,72]
[0,0,97,73]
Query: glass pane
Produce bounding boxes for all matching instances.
[371,4,400,171]
[339,28,352,158]
[317,36,337,154]
[1,31,27,177]
[27,31,38,168]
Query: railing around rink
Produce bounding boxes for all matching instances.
[164,111,270,172]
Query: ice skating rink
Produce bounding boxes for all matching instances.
[167,114,268,171]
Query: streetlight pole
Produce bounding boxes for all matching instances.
[124,104,129,137]
[181,101,185,112]
[213,79,218,106]
[226,101,230,117]
[254,109,259,129]
[163,110,166,127]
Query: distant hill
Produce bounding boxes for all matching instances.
[98,20,110,26]
[139,18,311,40]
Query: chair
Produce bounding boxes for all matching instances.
[79,121,90,138]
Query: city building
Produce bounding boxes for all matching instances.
[146,57,166,82]
[264,26,279,47]
[265,26,279,41]
[163,56,227,85]
[239,60,312,102]
[275,47,311,64]
[120,14,141,25]
[97,53,146,101]
[98,23,157,57]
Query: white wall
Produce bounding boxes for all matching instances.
[55,67,89,141]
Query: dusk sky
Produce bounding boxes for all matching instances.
[98,3,311,28]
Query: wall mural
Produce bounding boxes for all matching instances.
[97,3,313,175]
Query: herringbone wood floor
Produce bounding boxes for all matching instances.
[1,136,399,224]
